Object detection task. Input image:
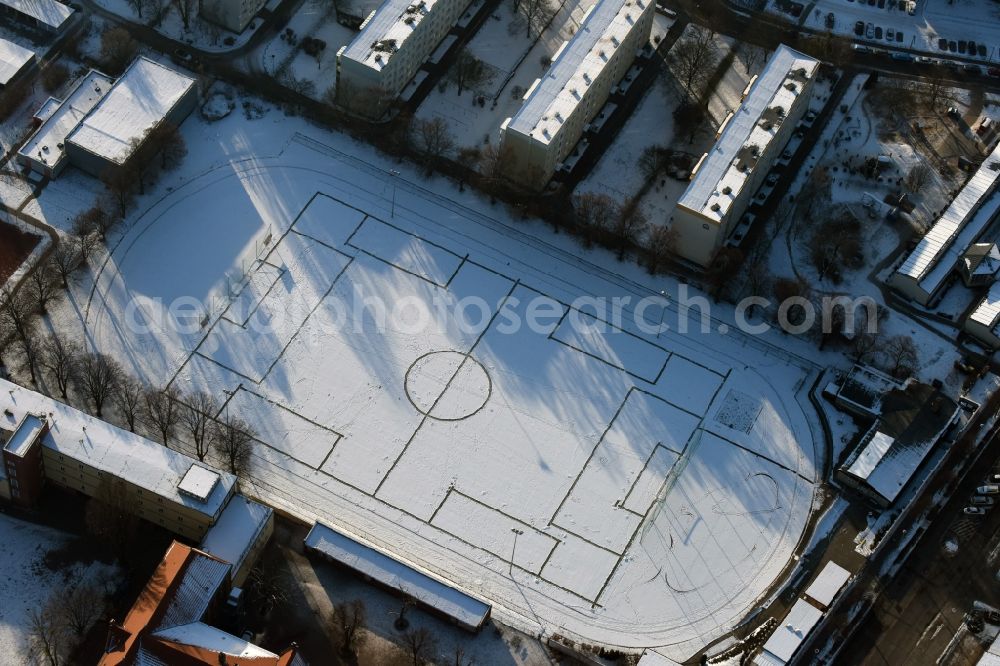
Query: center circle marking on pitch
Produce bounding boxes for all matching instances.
[404,350,492,421]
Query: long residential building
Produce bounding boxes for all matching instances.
[671,44,818,267]
[889,141,1000,306]
[0,0,73,33]
[336,0,472,116]
[498,0,654,190]
[0,378,236,540]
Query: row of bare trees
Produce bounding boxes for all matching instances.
[28,581,112,666]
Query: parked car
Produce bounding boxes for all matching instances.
[964,64,982,75]
[855,20,865,36]
[949,40,957,52]
[978,484,1000,495]
[825,12,835,29]
[989,474,1000,483]
[895,31,903,43]
[958,40,967,54]
[972,496,995,506]
[938,37,948,50]
[766,173,780,186]
[965,506,988,516]
[978,44,987,57]
[887,28,895,41]
[874,26,883,39]
[891,52,914,62]
[968,40,977,56]
[866,23,875,39]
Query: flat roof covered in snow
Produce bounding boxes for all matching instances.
[677,45,818,223]
[803,561,851,609]
[305,521,491,630]
[18,70,113,172]
[969,279,1000,333]
[178,465,220,501]
[506,0,649,145]
[200,494,273,570]
[341,0,439,72]
[67,56,195,166]
[0,379,236,520]
[0,0,72,30]
[896,142,1000,283]
[759,598,823,664]
[4,413,45,457]
[0,38,34,86]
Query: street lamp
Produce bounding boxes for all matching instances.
[388,169,401,218]
[509,528,523,575]
[657,289,669,339]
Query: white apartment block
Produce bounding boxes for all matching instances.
[671,45,818,267]
[889,141,1000,307]
[201,0,265,33]
[336,0,473,116]
[498,0,654,190]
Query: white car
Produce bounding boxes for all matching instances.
[965,506,988,516]
[978,484,1000,495]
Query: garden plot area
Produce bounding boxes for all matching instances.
[43,113,820,658]
[252,0,356,100]
[415,0,589,150]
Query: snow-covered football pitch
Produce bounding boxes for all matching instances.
[70,132,820,657]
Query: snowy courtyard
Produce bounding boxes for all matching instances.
[42,112,821,656]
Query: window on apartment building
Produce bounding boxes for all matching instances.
[7,464,15,477]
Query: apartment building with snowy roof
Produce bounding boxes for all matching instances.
[336,0,472,116]
[498,0,654,190]
[0,0,73,33]
[17,57,196,178]
[889,141,1000,307]
[0,378,236,540]
[671,45,818,267]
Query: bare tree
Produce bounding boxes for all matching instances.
[673,101,707,145]
[172,0,197,30]
[808,213,864,283]
[48,241,80,287]
[114,374,145,432]
[144,385,181,445]
[572,192,620,241]
[99,27,138,75]
[455,146,482,191]
[40,337,79,400]
[448,49,490,96]
[705,246,744,301]
[737,40,767,74]
[71,214,99,264]
[100,169,139,220]
[181,391,219,461]
[904,163,932,193]
[412,117,455,173]
[78,353,121,417]
[214,414,255,477]
[882,335,918,378]
[669,26,718,98]
[638,146,668,181]
[62,583,103,638]
[403,627,437,666]
[512,0,555,39]
[612,206,648,260]
[27,599,66,666]
[27,263,59,312]
[328,599,367,656]
[0,284,38,382]
[147,122,187,170]
[646,225,679,274]
[850,330,883,364]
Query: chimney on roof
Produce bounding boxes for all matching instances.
[104,619,130,654]
[219,653,228,665]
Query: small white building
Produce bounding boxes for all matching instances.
[17,69,113,177]
[965,279,1000,349]
[336,0,473,116]
[498,0,655,190]
[201,0,265,33]
[0,38,34,88]
[803,561,851,610]
[0,0,72,32]
[671,45,818,267]
[754,598,824,665]
[889,142,1000,306]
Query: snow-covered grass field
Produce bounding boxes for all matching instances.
[34,99,823,658]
